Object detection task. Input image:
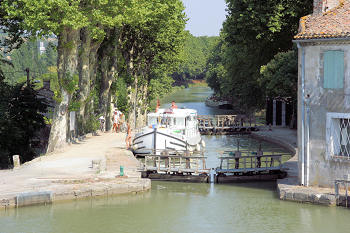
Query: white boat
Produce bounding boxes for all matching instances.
[132,108,205,155]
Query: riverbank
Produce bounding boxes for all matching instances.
[252,127,349,207]
[0,132,151,210]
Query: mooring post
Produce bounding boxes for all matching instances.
[257,143,263,168]
[185,150,190,169]
[209,168,217,183]
[12,155,20,169]
[234,151,241,169]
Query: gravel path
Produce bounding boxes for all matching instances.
[0,132,148,204]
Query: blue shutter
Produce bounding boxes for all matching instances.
[324,51,344,89]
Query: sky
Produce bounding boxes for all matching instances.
[182,0,227,37]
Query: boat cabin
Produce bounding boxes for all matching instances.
[147,108,199,137]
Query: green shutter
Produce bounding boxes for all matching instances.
[324,50,344,89]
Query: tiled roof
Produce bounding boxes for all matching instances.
[295,0,350,40]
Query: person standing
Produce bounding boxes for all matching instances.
[116,109,123,133]
[171,101,178,109]
[99,115,105,132]
[112,111,118,132]
[125,122,132,149]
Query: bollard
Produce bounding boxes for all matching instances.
[209,168,217,183]
[13,155,20,169]
[120,165,124,176]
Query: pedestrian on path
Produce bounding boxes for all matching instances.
[99,115,105,132]
[113,109,122,133]
[126,122,132,149]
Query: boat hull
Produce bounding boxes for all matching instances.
[133,128,202,155]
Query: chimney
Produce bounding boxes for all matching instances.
[313,0,341,14]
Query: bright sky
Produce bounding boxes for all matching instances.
[182,0,227,37]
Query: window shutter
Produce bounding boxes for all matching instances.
[324,51,344,89]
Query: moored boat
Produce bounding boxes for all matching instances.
[132,107,205,155]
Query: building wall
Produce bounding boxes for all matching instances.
[298,41,350,187]
[313,0,341,14]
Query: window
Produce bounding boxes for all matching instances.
[148,116,157,126]
[323,50,344,89]
[326,113,350,159]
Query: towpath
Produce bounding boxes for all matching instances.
[0,132,150,209]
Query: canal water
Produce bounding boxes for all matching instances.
[1,86,350,233]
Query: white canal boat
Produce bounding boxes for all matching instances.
[132,108,205,155]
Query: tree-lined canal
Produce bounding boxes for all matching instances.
[1,86,350,233]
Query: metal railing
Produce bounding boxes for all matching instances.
[217,154,284,173]
[139,151,208,174]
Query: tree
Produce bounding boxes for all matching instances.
[206,0,312,112]
[173,32,218,85]
[259,49,298,100]
[0,40,57,84]
[0,57,48,167]
[118,0,186,128]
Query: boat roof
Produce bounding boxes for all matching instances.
[148,108,197,117]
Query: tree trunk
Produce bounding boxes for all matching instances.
[81,40,101,133]
[98,29,118,130]
[77,27,91,134]
[136,83,148,128]
[47,27,79,152]
[106,89,114,130]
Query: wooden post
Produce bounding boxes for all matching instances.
[244,157,246,171]
[168,157,171,173]
[180,156,182,170]
[186,158,190,169]
[13,155,20,169]
[273,99,277,126]
[157,156,160,171]
[144,156,148,171]
[282,101,286,127]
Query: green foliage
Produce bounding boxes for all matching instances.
[259,49,298,100]
[0,40,57,85]
[173,32,218,85]
[205,38,227,95]
[206,0,312,112]
[149,73,175,102]
[61,73,79,94]
[0,79,48,168]
[85,114,99,132]
[114,76,129,115]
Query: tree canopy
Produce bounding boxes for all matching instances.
[173,32,217,86]
[206,0,312,112]
[0,0,187,155]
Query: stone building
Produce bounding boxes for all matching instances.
[294,0,350,187]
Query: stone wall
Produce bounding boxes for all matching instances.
[298,41,350,187]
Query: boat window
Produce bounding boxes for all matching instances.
[176,117,185,126]
[148,116,157,126]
